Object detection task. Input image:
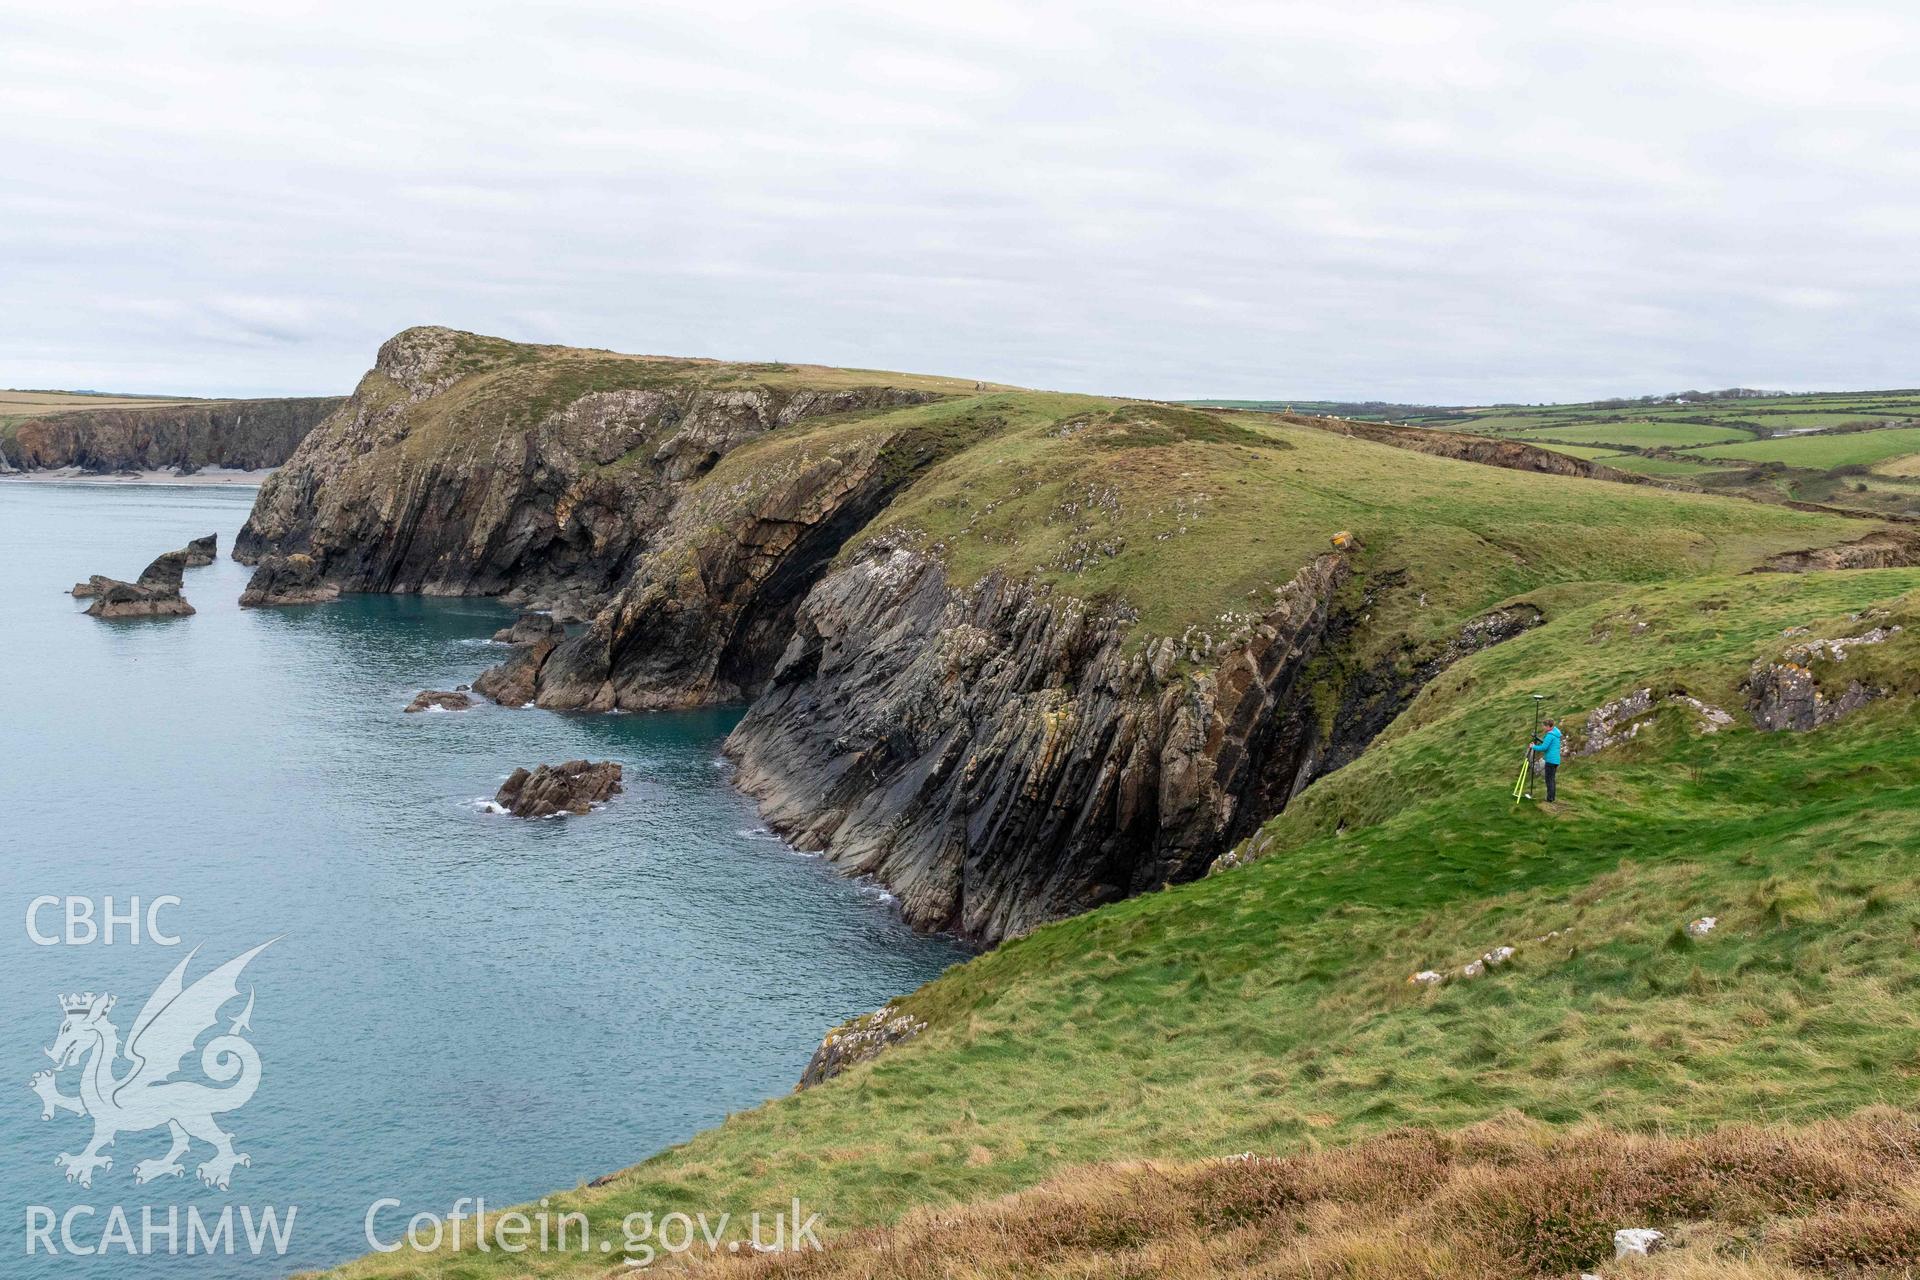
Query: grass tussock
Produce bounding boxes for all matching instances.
[690,1112,1920,1279]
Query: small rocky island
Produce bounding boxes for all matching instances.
[404,690,473,713]
[239,553,340,607]
[494,760,623,817]
[75,550,196,618]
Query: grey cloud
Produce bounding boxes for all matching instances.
[1,0,1916,402]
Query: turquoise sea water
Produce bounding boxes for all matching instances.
[0,482,963,1276]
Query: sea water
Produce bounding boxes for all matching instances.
[0,481,963,1276]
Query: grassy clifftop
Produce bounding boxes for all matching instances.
[842,399,1854,645]
[326,557,1920,1278]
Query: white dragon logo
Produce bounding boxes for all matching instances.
[28,940,275,1190]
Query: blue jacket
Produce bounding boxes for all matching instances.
[1531,726,1562,765]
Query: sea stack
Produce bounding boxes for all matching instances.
[83,551,195,618]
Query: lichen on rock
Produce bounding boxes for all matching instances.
[797,1005,928,1089]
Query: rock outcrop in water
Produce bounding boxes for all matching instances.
[83,551,195,618]
[1,397,341,473]
[494,760,623,817]
[239,553,340,607]
[405,690,473,713]
[492,612,564,645]
[181,534,217,567]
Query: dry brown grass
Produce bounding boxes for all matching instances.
[682,1110,1920,1279]
[0,389,202,418]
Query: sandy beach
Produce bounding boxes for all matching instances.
[0,466,273,487]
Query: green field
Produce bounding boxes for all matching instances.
[1689,426,1920,469]
[1526,442,1621,460]
[325,567,1920,1278]
[1514,421,1753,450]
[1597,453,1730,478]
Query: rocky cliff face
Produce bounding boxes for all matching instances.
[491,426,952,711]
[235,327,939,606]
[2,397,341,472]
[719,543,1535,943]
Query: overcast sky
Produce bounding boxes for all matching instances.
[3,1,1917,404]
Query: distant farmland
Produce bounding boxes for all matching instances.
[1690,425,1920,469]
[1199,388,1920,518]
[1515,421,1753,450]
[0,388,205,426]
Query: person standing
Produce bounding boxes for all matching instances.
[1529,718,1563,802]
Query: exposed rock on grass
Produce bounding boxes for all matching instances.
[1756,527,1920,572]
[1615,1226,1667,1258]
[493,759,622,817]
[83,551,194,618]
[797,1005,928,1089]
[1579,687,1733,752]
[1745,661,1882,731]
[239,553,339,607]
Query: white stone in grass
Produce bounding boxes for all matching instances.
[1483,945,1515,968]
[1686,916,1718,938]
[1460,958,1485,979]
[1615,1227,1666,1258]
[1409,970,1444,986]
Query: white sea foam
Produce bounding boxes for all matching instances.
[471,798,508,815]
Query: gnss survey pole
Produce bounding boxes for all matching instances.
[1513,694,1546,803]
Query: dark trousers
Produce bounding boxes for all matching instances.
[1543,762,1557,802]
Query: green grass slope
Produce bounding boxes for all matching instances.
[323,564,1920,1278]
[834,401,1854,645]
